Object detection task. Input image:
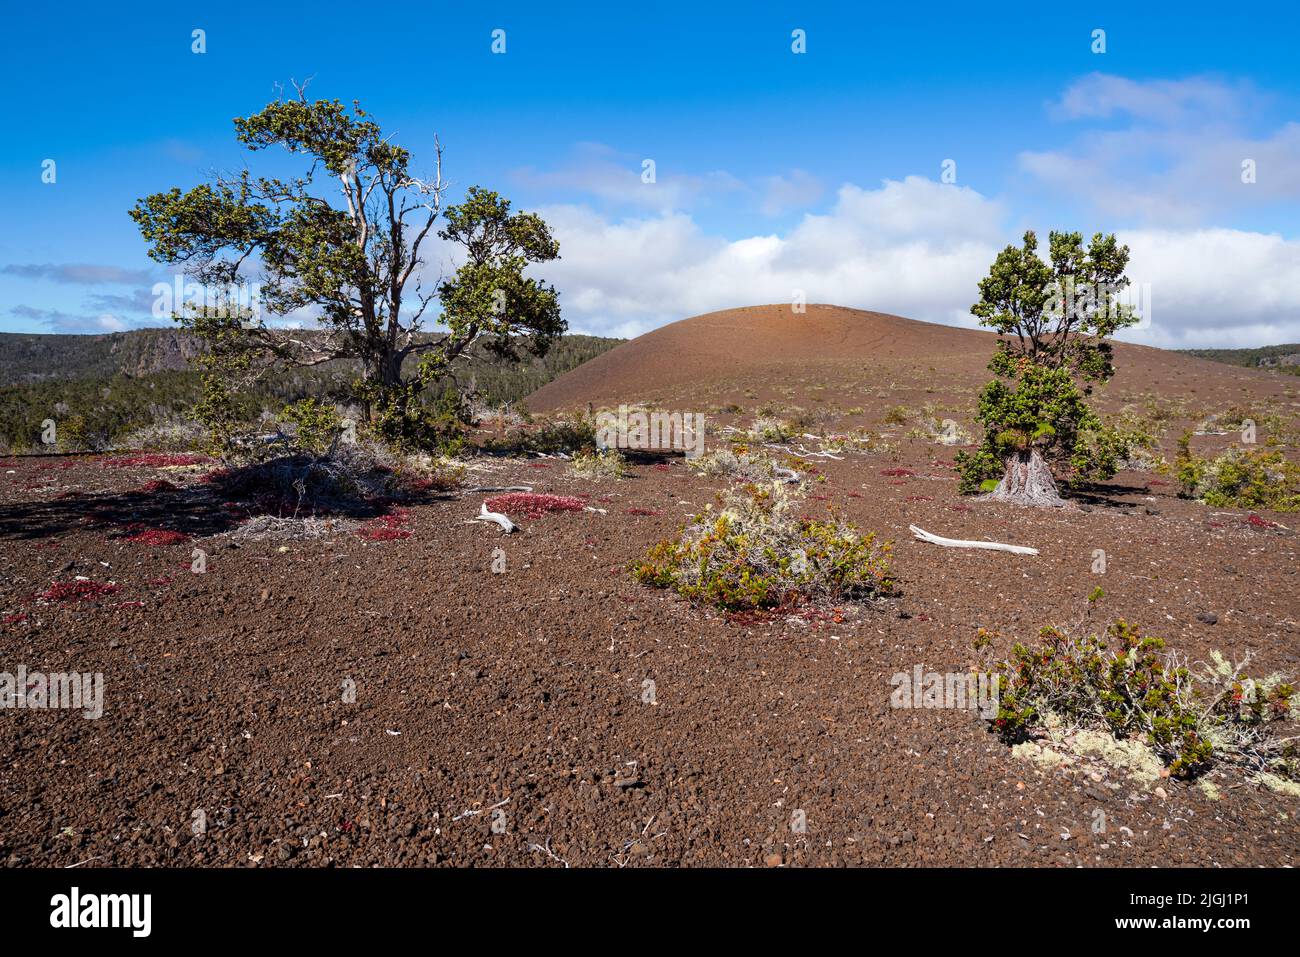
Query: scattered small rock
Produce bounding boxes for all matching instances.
[614,770,642,789]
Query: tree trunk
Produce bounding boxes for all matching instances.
[985,449,1065,507]
[363,352,404,424]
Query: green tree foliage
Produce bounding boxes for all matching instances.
[0,371,203,452]
[957,230,1141,496]
[278,397,343,457]
[129,86,563,451]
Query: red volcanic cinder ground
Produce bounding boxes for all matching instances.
[0,305,1297,867]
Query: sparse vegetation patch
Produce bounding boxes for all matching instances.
[632,481,893,611]
[685,446,778,482]
[978,620,1297,782]
[569,448,629,479]
[1176,438,1300,512]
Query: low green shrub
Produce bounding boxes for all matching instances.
[750,416,793,442]
[279,398,343,456]
[686,445,777,482]
[1176,437,1300,511]
[978,620,1296,779]
[483,414,596,456]
[569,447,628,479]
[632,481,893,611]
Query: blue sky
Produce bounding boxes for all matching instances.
[2,1,1298,346]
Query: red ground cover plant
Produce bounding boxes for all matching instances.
[356,510,413,541]
[1245,514,1277,529]
[37,580,121,602]
[123,529,191,546]
[485,492,585,519]
[625,507,661,516]
[102,453,209,468]
[137,479,179,493]
[880,467,915,477]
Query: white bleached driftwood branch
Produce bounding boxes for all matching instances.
[909,524,1038,556]
[474,502,516,533]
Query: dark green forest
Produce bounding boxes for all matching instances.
[1179,343,1300,372]
[0,329,621,451]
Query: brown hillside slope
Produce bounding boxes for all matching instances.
[525,304,1294,422]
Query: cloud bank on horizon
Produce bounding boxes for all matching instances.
[534,177,1300,350]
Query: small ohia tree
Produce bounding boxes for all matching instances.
[130,84,562,451]
[956,230,1139,506]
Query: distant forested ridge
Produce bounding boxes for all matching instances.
[0,328,622,450]
[1179,343,1300,372]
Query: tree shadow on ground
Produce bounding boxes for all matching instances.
[0,456,454,543]
[1066,479,1165,510]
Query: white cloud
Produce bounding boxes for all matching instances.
[535,176,1004,338]
[1050,73,1250,126]
[0,262,154,285]
[511,142,836,219]
[757,169,823,216]
[1118,227,1300,348]
[511,142,742,213]
[9,305,140,334]
[526,177,1300,348]
[1022,74,1300,225]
